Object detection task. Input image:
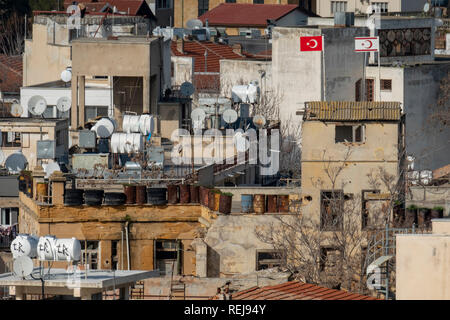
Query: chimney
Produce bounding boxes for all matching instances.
[232,43,242,56]
[50,171,66,205]
[177,37,185,54]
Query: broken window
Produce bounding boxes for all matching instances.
[155,240,181,276]
[335,125,365,143]
[111,240,119,270]
[256,250,283,271]
[362,190,386,229]
[320,191,344,231]
[81,240,99,270]
[320,247,341,272]
[1,132,21,147]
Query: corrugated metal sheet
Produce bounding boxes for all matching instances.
[304,101,401,121]
[232,281,379,300]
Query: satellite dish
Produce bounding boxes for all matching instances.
[180,82,195,97]
[10,103,23,117]
[5,152,27,173]
[186,19,203,29]
[28,95,47,116]
[92,118,116,138]
[43,162,61,179]
[56,96,71,113]
[253,115,266,129]
[191,108,206,122]
[13,256,34,278]
[366,5,374,14]
[424,3,430,13]
[61,68,72,83]
[223,109,238,124]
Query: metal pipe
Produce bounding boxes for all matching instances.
[121,231,124,270]
[125,222,130,270]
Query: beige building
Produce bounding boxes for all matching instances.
[396,219,450,300]
[310,0,428,17]
[300,101,402,228]
[0,118,69,169]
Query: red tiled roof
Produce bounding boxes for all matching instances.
[232,281,379,300]
[199,3,300,27]
[0,55,22,93]
[171,40,243,73]
[433,164,450,180]
[63,0,148,16]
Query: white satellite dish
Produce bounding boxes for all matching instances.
[223,109,238,124]
[28,95,47,116]
[10,103,23,117]
[13,256,34,278]
[191,108,206,122]
[56,96,71,113]
[61,68,72,83]
[423,3,430,13]
[186,19,203,29]
[43,162,61,179]
[92,118,116,138]
[253,114,266,129]
[5,152,27,173]
[180,82,195,97]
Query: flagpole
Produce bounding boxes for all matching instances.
[362,52,366,101]
[322,35,326,101]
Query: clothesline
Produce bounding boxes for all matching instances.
[0,224,18,238]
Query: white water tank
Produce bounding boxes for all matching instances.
[232,81,260,104]
[124,114,155,135]
[37,236,81,261]
[111,133,143,154]
[10,234,39,259]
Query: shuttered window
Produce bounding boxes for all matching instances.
[380,79,392,91]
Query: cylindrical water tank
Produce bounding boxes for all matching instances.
[92,118,116,138]
[10,234,39,259]
[139,114,155,136]
[111,133,120,153]
[37,236,81,261]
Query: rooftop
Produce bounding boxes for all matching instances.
[303,101,402,122]
[63,0,154,17]
[72,36,157,44]
[199,3,313,27]
[232,280,378,300]
[0,117,68,124]
[171,40,244,73]
[0,55,23,94]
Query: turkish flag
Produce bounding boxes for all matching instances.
[300,36,323,52]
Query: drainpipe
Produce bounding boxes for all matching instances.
[125,221,131,270]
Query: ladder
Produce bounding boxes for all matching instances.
[168,261,186,300]
[365,224,417,300]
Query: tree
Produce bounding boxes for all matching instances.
[29,0,60,12]
[0,12,27,55]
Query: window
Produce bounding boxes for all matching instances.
[362,190,382,229]
[85,106,108,123]
[1,208,18,226]
[226,0,236,2]
[256,250,283,270]
[1,132,21,147]
[93,75,108,80]
[380,79,392,91]
[111,240,119,270]
[331,1,347,13]
[155,240,181,275]
[320,191,344,231]
[253,0,264,4]
[335,125,365,143]
[320,247,341,272]
[198,0,209,16]
[371,2,388,13]
[157,0,172,9]
[81,241,99,270]
[355,79,374,101]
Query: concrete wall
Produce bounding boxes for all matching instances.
[23,23,71,87]
[396,220,450,300]
[220,59,272,101]
[272,26,367,125]
[407,186,450,217]
[171,56,194,86]
[301,121,399,222]
[402,64,450,171]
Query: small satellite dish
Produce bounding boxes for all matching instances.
[191,108,206,122]
[28,95,47,116]
[56,97,71,112]
[61,68,72,83]
[223,109,238,124]
[253,115,266,129]
[186,19,203,29]
[180,82,195,97]
[5,152,28,173]
[423,3,430,13]
[43,162,61,179]
[10,103,23,117]
[13,256,34,278]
